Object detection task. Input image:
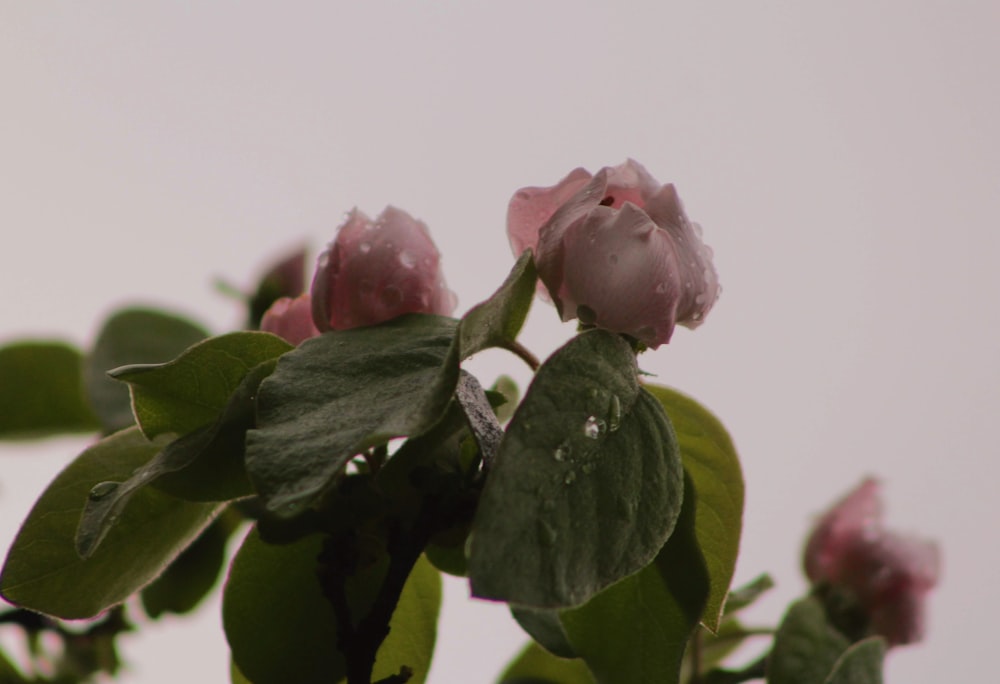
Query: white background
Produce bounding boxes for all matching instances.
[2,3,997,682]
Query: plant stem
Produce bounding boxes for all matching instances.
[503,339,540,371]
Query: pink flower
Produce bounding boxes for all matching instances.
[260,294,320,346]
[507,159,719,348]
[803,478,940,646]
[310,206,457,331]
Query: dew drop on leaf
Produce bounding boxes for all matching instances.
[554,441,572,462]
[88,481,119,501]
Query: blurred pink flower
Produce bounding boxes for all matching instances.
[507,159,719,348]
[260,294,320,346]
[803,478,940,646]
[311,206,457,331]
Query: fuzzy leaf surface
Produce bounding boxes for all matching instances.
[469,331,683,608]
[245,315,459,515]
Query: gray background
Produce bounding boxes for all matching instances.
[2,3,995,682]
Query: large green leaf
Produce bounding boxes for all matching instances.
[245,315,459,516]
[84,308,209,433]
[468,331,684,608]
[0,427,221,619]
[0,341,100,439]
[767,597,850,684]
[498,641,595,684]
[223,529,441,684]
[824,637,885,684]
[644,384,743,632]
[559,473,709,684]
[110,331,291,439]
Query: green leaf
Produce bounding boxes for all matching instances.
[370,554,442,684]
[223,530,346,684]
[468,331,683,608]
[498,641,595,684]
[0,341,100,439]
[823,637,885,684]
[231,660,253,684]
[223,529,441,684]
[84,308,209,433]
[111,331,291,439]
[141,516,230,618]
[767,597,850,684]
[644,384,744,632]
[559,472,709,684]
[455,249,536,360]
[0,646,27,683]
[0,427,221,619]
[75,362,271,559]
[246,315,459,516]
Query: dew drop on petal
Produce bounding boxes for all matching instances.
[399,250,416,268]
[564,471,577,485]
[695,293,707,305]
[655,282,668,294]
[581,462,596,475]
[359,242,372,254]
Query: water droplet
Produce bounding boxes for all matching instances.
[88,481,118,501]
[655,282,668,294]
[685,281,692,289]
[317,252,330,269]
[583,416,606,439]
[359,242,372,254]
[564,471,577,485]
[554,441,571,462]
[381,286,403,309]
[691,311,703,321]
[695,293,707,305]
[399,250,416,268]
[581,462,596,475]
[608,394,622,432]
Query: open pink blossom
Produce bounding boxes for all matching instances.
[507,159,719,348]
[803,478,940,646]
[311,206,457,331]
[260,294,320,346]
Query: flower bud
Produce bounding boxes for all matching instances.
[260,294,320,346]
[310,206,457,331]
[507,159,719,348]
[803,479,940,646]
[248,247,308,328]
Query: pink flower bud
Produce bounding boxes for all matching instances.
[310,206,457,331]
[260,294,320,346]
[803,479,940,646]
[507,159,719,348]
